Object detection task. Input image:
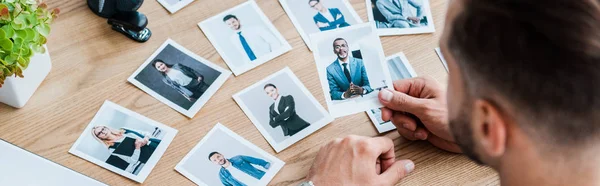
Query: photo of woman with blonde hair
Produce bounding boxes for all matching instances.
[91,125,162,175]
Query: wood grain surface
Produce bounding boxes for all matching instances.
[0,0,499,185]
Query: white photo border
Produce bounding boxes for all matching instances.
[232,67,334,152]
[366,52,417,133]
[309,23,393,118]
[278,0,363,51]
[365,0,435,36]
[157,0,194,14]
[127,38,232,118]
[198,0,293,76]
[68,100,178,183]
[175,123,285,186]
[435,47,449,72]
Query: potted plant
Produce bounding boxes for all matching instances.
[0,0,58,108]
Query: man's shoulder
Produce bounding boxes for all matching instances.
[352,57,364,65]
[326,60,338,70]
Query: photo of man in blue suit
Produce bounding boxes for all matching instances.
[326,38,373,100]
[309,0,351,31]
[208,151,271,186]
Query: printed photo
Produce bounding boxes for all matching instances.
[435,47,448,72]
[279,0,362,50]
[128,39,231,118]
[233,67,334,152]
[157,0,194,13]
[366,52,417,133]
[175,123,285,186]
[366,0,435,36]
[69,101,178,183]
[199,1,292,76]
[310,23,393,118]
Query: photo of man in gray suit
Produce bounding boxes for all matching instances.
[326,38,373,100]
[264,83,310,137]
[375,0,426,28]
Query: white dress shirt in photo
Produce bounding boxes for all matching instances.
[166,69,192,86]
[230,26,281,61]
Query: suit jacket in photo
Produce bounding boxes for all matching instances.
[105,135,159,171]
[162,63,206,98]
[326,57,373,100]
[376,0,423,23]
[269,95,310,136]
[313,8,351,31]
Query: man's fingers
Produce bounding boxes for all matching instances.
[390,113,418,131]
[379,160,415,185]
[380,107,393,122]
[397,127,418,141]
[366,137,396,172]
[379,88,429,115]
[427,135,463,153]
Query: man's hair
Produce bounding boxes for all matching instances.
[208,152,220,160]
[223,14,238,22]
[264,83,277,89]
[448,0,600,147]
[308,0,319,4]
[332,38,347,48]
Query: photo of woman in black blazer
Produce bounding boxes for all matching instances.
[152,59,207,101]
[263,83,310,137]
[92,126,162,175]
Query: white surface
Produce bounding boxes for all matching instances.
[175,123,285,186]
[0,139,106,186]
[366,52,417,133]
[157,0,194,14]
[233,67,334,152]
[199,1,292,76]
[127,39,232,118]
[0,45,51,108]
[69,101,179,183]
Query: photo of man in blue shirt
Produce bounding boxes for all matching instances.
[208,151,271,186]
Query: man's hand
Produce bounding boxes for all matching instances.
[407,17,420,24]
[307,135,414,185]
[316,22,330,28]
[378,77,462,153]
[343,85,354,98]
[351,84,364,95]
[134,138,147,149]
[197,76,203,82]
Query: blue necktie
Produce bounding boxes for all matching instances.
[238,32,257,61]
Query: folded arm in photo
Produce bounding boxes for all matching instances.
[162,78,194,99]
[275,98,295,122]
[408,0,424,18]
[240,155,270,169]
[111,148,141,173]
[257,26,280,52]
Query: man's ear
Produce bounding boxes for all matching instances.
[472,99,507,158]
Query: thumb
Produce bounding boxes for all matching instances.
[379,160,415,185]
[379,89,427,114]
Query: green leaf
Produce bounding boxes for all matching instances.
[2,25,14,38]
[0,29,6,39]
[5,0,15,3]
[14,29,26,39]
[0,38,13,51]
[35,23,49,37]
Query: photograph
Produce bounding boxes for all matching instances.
[279,0,363,50]
[366,0,435,36]
[232,67,334,152]
[366,52,417,133]
[68,101,178,183]
[435,47,449,72]
[127,39,231,118]
[199,1,292,76]
[175,123,285,186]
[157,0,194,13]
[309,23,393,118]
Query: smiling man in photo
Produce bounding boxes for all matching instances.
[209,152,271,186]
[326,38,372,100]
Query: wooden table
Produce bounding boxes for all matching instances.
[0,0,499,185]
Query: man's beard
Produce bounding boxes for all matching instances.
[449,104,485,165]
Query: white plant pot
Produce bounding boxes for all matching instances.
[0,45,51,108]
